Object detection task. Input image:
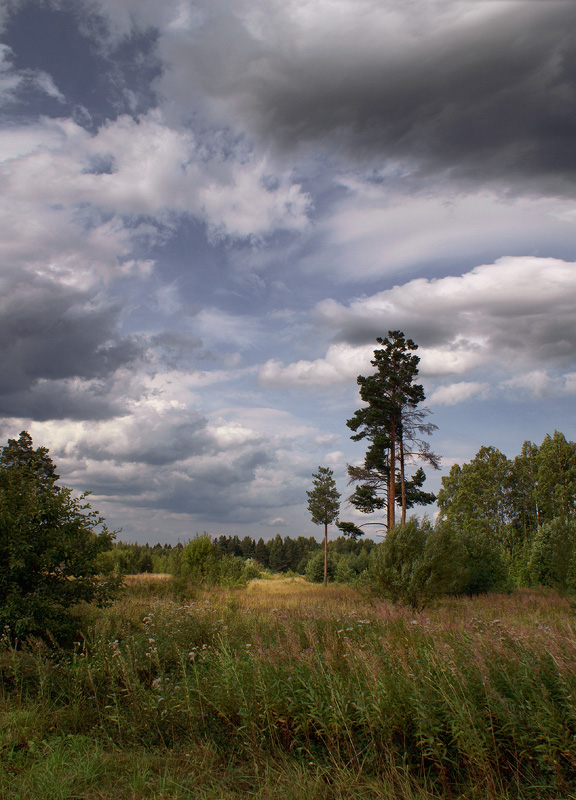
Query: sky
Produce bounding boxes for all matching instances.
[1,0,575,544]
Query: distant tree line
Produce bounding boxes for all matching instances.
[99,533,375,585]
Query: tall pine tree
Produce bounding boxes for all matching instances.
[346,332,438,531]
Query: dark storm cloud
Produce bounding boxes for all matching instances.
[203,2,576,192]
[0,380,127,421]
[156,450,275,519]
[82,445,277,523]
[79,416,213,466]
[0,270,143,417]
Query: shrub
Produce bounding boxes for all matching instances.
[368,517,468,609]
[448,520,510,595]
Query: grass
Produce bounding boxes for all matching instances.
[1,579,576,798]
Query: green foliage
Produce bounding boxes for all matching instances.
[335,520,365,540]
[0,432,118,643]
[528,517,576,589]
[536,431,576,523]
[181,533,219,579]
[254,537,269,566]
[180,533,260,586]
[268,533,289,572]
[438,432,576,589]
[437,446,516,541]
[439,519,510,595]
[368,517,468,609]
[307,466,341,585]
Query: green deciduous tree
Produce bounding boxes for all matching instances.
[181,533,220,580]
[437,446,516,539]
[437,431,576,588]
[307,466,341,586]
[346,332,438,532]
[535,431,576,524]
[527,517,576,589]
[0,432,117,643]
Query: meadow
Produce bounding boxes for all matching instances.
[1,576,576,799]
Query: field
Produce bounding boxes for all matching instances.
[1,576,576,799]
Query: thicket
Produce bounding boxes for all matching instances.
[365,430,576,609]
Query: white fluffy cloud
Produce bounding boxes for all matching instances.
[259,342,374,388]
[500,371,576,399]
[429,382,490,406]
[260,256,576,391]
[0,112,310,240]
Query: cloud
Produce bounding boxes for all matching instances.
[305,185,576,282]
[0,266,144,416]
[94,0,576,195]
[0,43,65,105]
[500,370,576,400]
[429,382,490,407]
[0,112,310,240]
[259,342,374,388]
[0,393,333,530]
[261,256,576,388]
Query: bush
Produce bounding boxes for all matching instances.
[181,533,220,580]
[368,517,468,609]
[449,521,510,595]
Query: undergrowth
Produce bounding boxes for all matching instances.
[1,579,575,799]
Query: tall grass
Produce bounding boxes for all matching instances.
[1,580,575,798]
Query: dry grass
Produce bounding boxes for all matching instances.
[122,573,172,585]
[241,576,362,612]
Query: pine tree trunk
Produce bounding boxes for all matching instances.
[323,521,328,586]
[400,433,406,525]
[388,414,396,530]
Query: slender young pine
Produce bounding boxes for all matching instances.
[307,466,341,585]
